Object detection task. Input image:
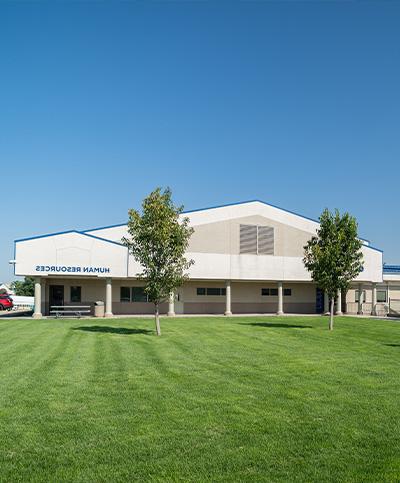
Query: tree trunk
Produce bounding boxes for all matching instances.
[155,303,161,336]
[329,297,334,331]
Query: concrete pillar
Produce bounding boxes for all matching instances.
[372,283,377,316]
[33,277,42,319]
[357,283,363,315]
[277,281,284,315]
[168,292,175,316]
[336,290,343,315]
[41,278,46,316]
[225,280,232,316]
[324,291,330,314]
[105,278,113,318]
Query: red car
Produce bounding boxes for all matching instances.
[0,294,13,311]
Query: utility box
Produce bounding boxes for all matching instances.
[94,301,105,318]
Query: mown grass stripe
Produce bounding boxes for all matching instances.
[0,316,399,482]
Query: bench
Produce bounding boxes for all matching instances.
[50,305,91,318]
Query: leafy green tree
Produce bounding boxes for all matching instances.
[303,209,364,330]
[11,277,35,296]
[123,188,194,336]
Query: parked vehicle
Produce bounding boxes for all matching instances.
[0,294,14,311]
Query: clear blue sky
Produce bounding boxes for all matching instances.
[1,1,399,282]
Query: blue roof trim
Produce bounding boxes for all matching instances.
[82,200,370,242]
[14,199,381,252]
[182,199,322,224]
[81,232,126,247]
[366,245,384,253]
[15,230,79,243]
[83,222,127,233]
[383,264,400,273]
[15,229,126,248]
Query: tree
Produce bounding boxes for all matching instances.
[123,188,194,336]
[303,209,364,330]
[11,277,35,296]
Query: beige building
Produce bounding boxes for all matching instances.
[12,200,400,317]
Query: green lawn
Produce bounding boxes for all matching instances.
[0,316,399,482]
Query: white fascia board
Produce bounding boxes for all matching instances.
[15,231,128,278]
[383,274,400,282]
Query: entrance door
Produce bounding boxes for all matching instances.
[49,285,64,308]
[316,288,324,314]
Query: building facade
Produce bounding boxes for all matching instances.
[13,200,400,318]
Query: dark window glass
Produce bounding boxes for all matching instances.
[270,288,278,296]
[221,288,226,296]
[261,288,270,296]
[71,286,81,303]
[132,287,148,302]
[197,288,206,296]
[377,290,387,303]
[355,290,366,303]
[284,288,292,296]
[207,288,222,296]
[120,287,131,302]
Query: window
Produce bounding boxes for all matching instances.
[197,287,226,296]
[240,224,274,255]
[284,288,292,296]
[132,287,148,302]
[120,287,131,302]
[261,288,278,296]
[70,286,81,303]
[355,290,366,303]
[377,290,387,303]
[206,287,226,296]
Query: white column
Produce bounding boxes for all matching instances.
[105,278,113,318]
[168,292,175,316]
[336,290,343,315]
[372,283,377,316]
[357,283,363,315]
[33,277,42,319]
[41,278,46,316]
[225,280,232,316]
[324,292,330,314]
[277,281,284,315]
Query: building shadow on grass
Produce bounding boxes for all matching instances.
[72,326,153,335]
[240,322,312,329]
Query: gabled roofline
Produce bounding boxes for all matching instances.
[183,199,321,224]
[15,230,78,243]
[184,199,374,246]
[81,199,322,233]
[15,199,380,252]
[367,245,383,254]
[15,230,126,248]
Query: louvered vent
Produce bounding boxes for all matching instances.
[240,224,258,254]
[239,224,274,255]
[258,226,274,255]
